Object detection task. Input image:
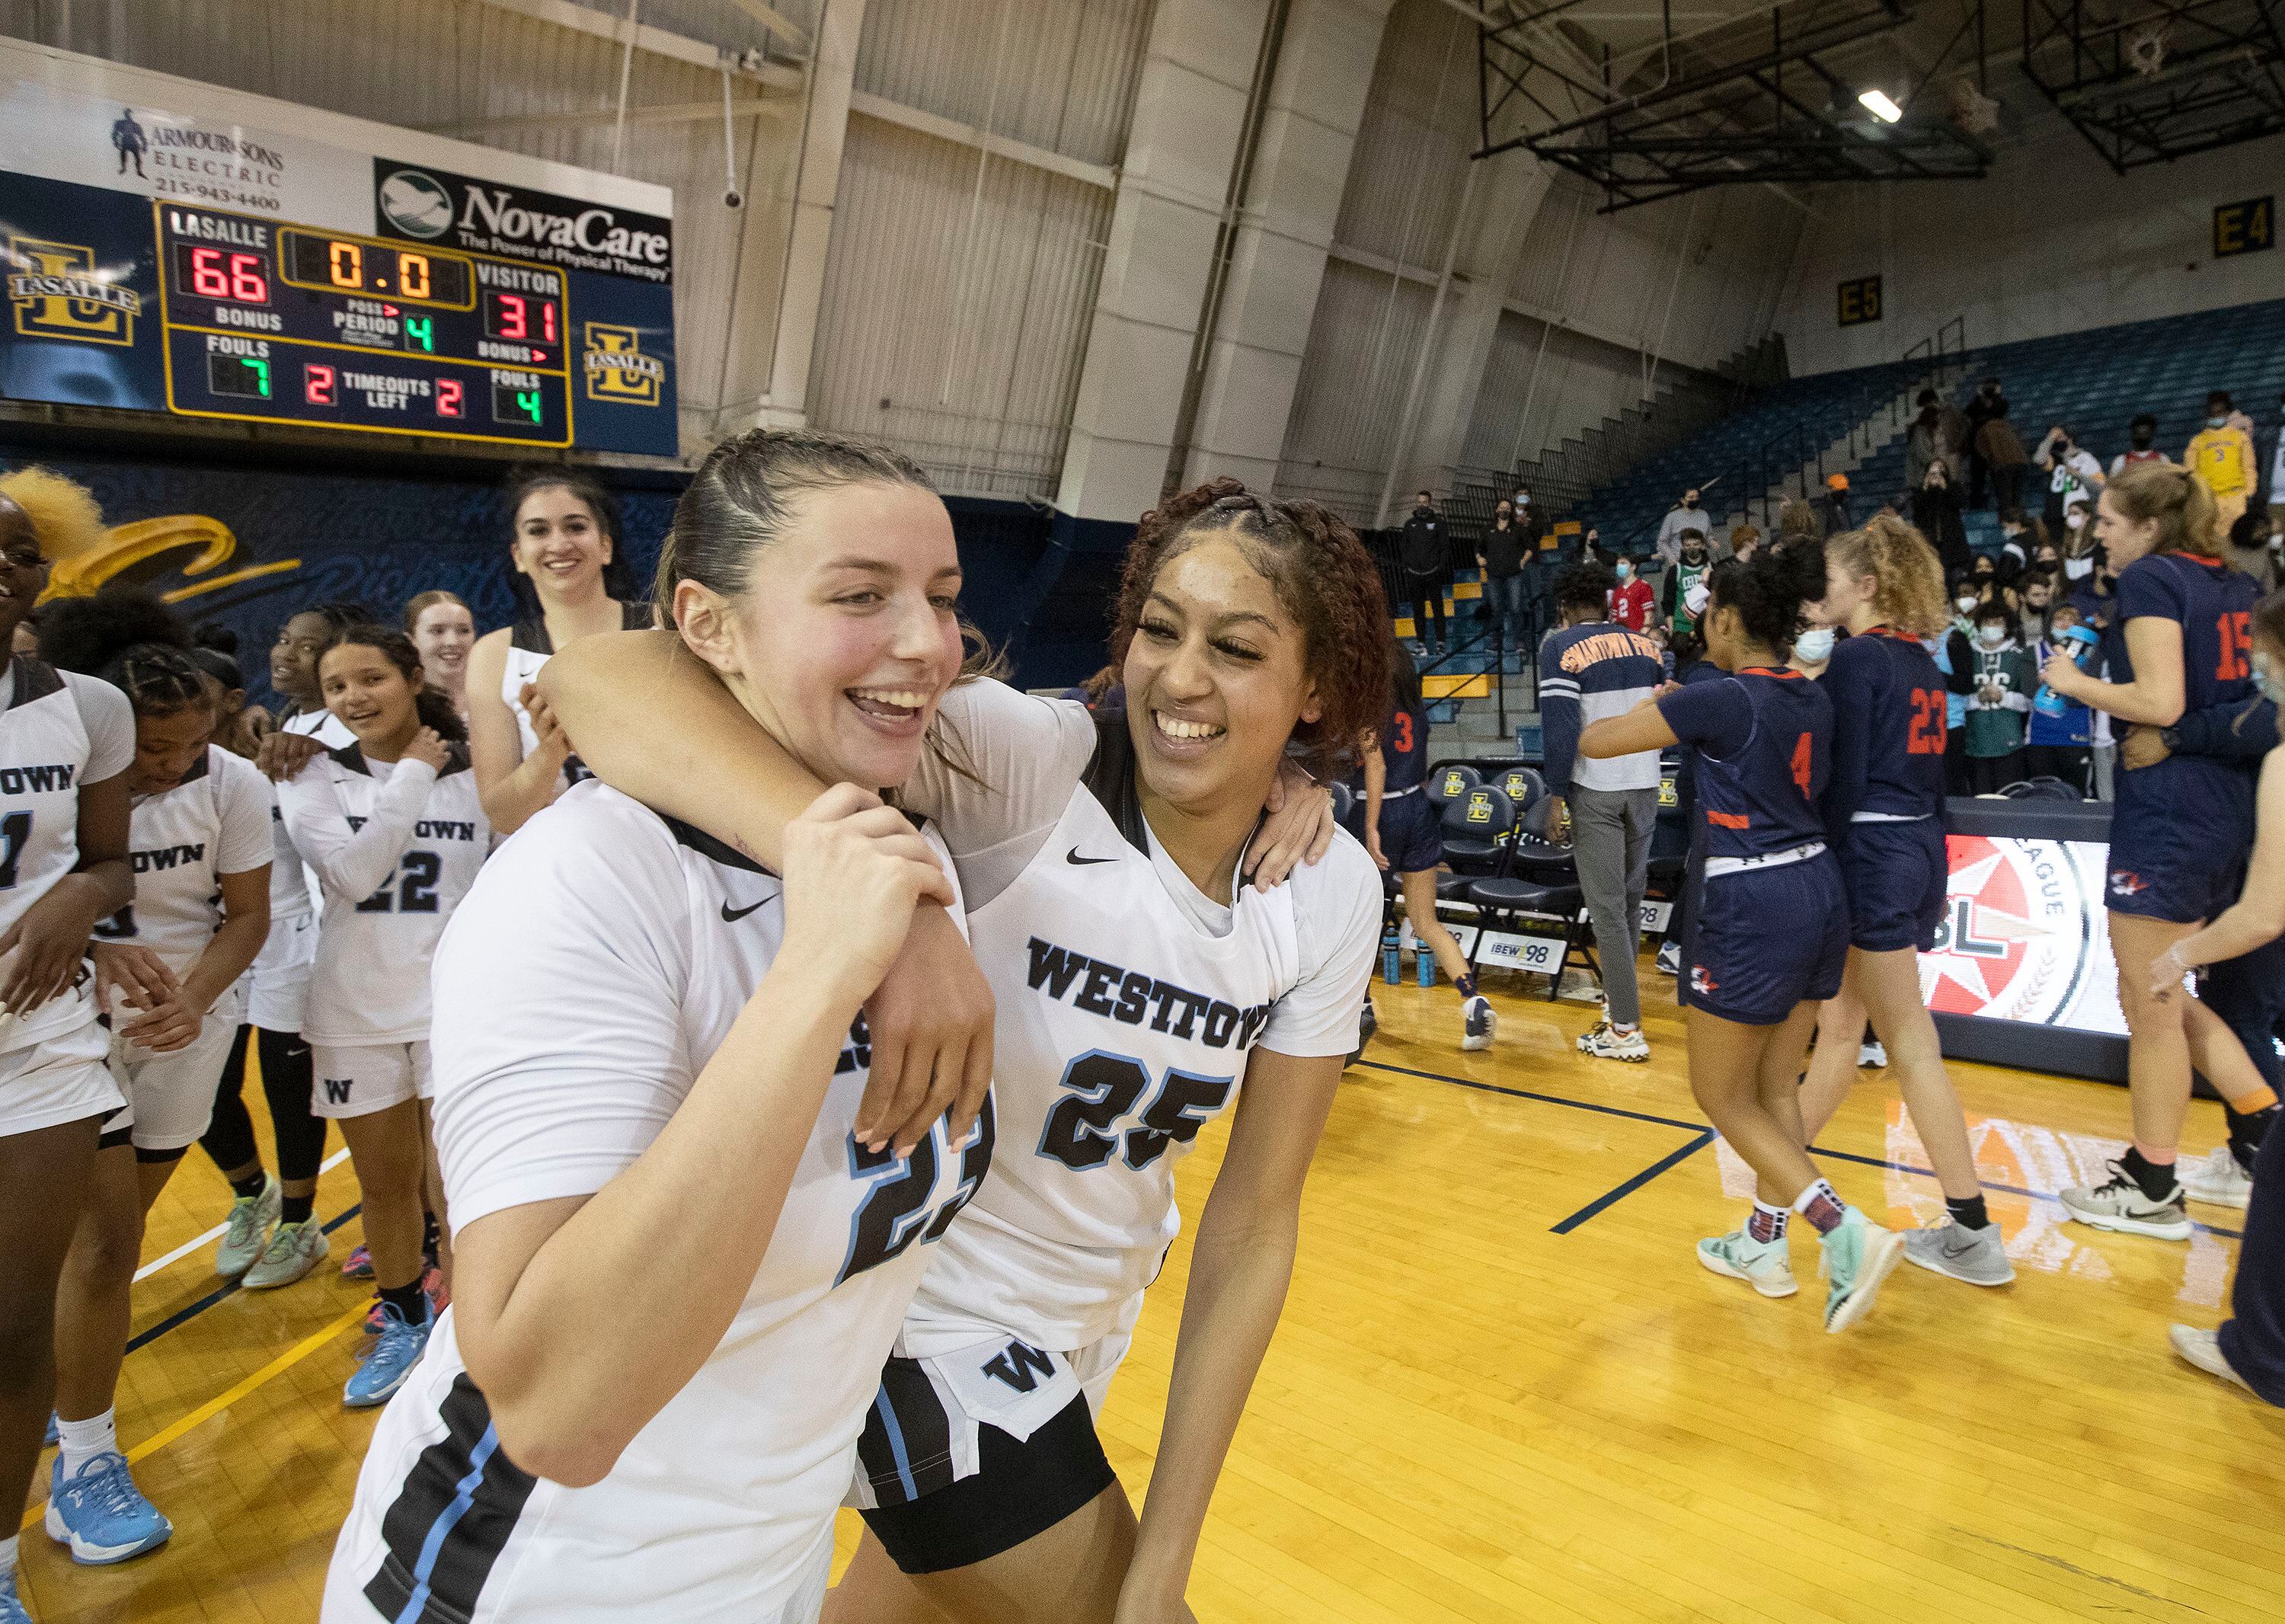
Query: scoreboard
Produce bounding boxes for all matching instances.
[160,208,572,446]
[1,43,676,458]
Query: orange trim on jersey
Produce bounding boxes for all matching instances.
[2175,553,2225,567]
[1707,810,1750,829]
[1866,624,1922,642]
[1737,666,1802,679]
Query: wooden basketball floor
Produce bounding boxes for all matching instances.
[17,959,2284,1623]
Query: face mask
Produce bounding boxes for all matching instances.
[1794,628,1835,663]
[2066,511,2088,530]
[1683,546,1705,563]
[1955,594,1979,615]
[1516,494,1530,507]
[1615,561,1633,580]
[2208,415,2228,429]
[1978,625,2008,648]
[2131,428,2154,448]
[2255,651,2285,708]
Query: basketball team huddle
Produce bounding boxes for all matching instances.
[0,430,2279,1624]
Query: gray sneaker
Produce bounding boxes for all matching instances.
[242,1218,328,1290]
[2060,1161,2192,1239]
[214,1174,280,1277]
[1903,1220,2015,1286]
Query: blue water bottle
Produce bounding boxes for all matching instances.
[2033,622,2100,717]
[1417,941,1435,987]
[1381,919,1401,985]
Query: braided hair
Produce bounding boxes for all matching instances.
[38,589,213,718]
[1111,478,1392,775]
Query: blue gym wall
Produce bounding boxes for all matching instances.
[0,433,1121,707]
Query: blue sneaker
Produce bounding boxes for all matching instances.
[0,1568,32,1623]
[43,1451,173,1564]
[345,1300,432,1408]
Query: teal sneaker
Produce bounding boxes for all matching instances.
[44,1451,172,1564]
[1819,1207,1906,1334]
[345,1300,432,1408]
[1695,1227,1798,1298]
[214,1173,280,1277]
[0,1568,32,1624]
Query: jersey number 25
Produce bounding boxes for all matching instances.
[1039,1051,1237,1172]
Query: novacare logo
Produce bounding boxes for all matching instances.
[459,187,669,265]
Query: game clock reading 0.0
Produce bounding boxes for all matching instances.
[280,229,474,307]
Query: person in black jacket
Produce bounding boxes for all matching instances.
[1912,461,1970,580]
[1398,490,1449,655]
[1476,500,1530,669]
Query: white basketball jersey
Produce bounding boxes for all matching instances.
[326,785,992,1624]
[0,658,132,1057]
[500,603,647,787]
[279,743,489,1045]
[92,746,273,977]
[273,707,353,921]
[906,768,1377,1358]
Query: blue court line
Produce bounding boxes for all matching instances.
[1357,1058,2249,1242]
[123,1201,364,1356]
[1550,1130,1717,1233]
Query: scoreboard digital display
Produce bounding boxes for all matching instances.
[0,47,676,458]
[157,206,571,446]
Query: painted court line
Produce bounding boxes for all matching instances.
[125,1201,365,1356]
[133,1146,353,1283]
[1363,1055,2249,1242]
[1550,1130,1718,1233]
[24,1301,372,1530]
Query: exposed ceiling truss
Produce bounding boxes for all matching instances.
[1475,0,1996,212]
[2019,0,2285,171]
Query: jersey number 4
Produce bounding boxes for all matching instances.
[838,1099,997,1286]
[355,851,443,913]
[1038,1051,1236,1172]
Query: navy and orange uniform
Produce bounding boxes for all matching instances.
[1820,627,1951,952]
[2101,551,2260,921]
[1369,694,1442,874]
[1658,667,1849,1025]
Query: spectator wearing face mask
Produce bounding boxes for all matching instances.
[2026,601,2095,795]
[1976,398,2029,518]
[1655,488,1708,567]
[2112,412,2166,477]
[1997,510,2034,583]
[2058,498,2104,581]
[2017,572,2059,646]
[1790,619,1836,679]
[1964,378,2009,507]
[1476,500,1530,669]
[2037,425,2105,530]
[2188,390,2260,534]
[1608,555,1654,631]
[1912,460,1970,579]
[1660,529,1715,636]
[1935,582,1981,795]
[1964,605,2034,793]
[1397,488,1451,656]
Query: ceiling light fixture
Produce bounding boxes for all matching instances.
[1858,88,1903,123]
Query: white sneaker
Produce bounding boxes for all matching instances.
[2179,1146,2254,1210]
[214,1173,280,1278]
[2169,1325,2255,1392]
[1461,996,1497,1051]
[1655,940,1681,976]
[1858,1039,1887,1068]
[1697,1228,1798,1298]
[242,1218,328,1290]
[1577,1019,1649,1062]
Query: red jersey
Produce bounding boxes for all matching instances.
[1609,576,1654,631]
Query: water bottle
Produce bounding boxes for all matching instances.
[2033,623,2100,717]
[1417,943,1435,988]
[1381,919,1401,985]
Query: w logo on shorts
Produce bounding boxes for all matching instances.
[2108,869,2148,897]
[324,1079,353,1104]
[1689,965,1718,996]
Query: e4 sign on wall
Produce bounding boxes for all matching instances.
[1838,274,1881,327]
[2213,197,2273,259]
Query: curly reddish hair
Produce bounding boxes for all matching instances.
[1109,478,1392,775]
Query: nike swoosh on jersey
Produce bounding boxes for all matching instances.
[1066,847,1117,865]
[721,897,777,922]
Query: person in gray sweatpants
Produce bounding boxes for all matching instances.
[1537,563,1667,1059]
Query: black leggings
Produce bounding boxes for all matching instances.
[200,1025,326,1183]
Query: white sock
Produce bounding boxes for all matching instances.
[56,1408,117,1477]
[0,1533,17,1578]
